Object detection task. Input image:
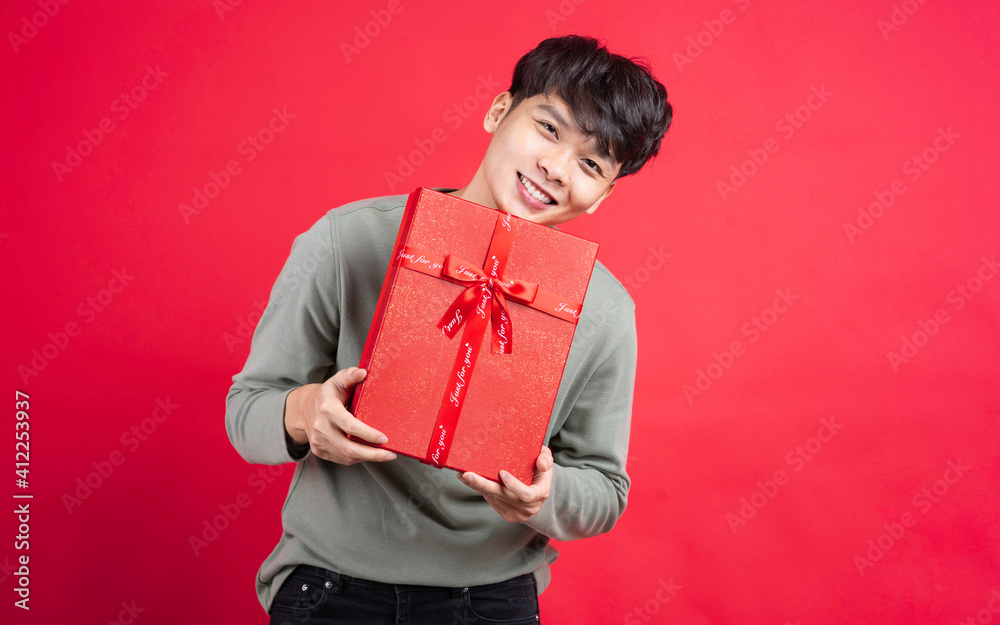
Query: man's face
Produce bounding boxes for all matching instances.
[466,92,620,227]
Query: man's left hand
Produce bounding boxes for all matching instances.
[458,446,554,523]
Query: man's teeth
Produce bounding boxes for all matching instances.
[519,174,554,205]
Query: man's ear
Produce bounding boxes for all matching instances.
[484,92,513,134]
[585,181,616,215]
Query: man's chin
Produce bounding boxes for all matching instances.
[501,207,543,224]
[496,198,552,224]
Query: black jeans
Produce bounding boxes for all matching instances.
[268,564,540,625]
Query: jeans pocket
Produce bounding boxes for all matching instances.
[270,567,330,612]
[462,575,539,624]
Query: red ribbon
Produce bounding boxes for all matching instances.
[393,211,584,468]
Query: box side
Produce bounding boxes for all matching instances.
[350,187,423,413]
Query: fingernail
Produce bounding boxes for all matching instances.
[376,435,388,444]
[385,453,397,461]
[459,473,470,483]
[500,470,510,480]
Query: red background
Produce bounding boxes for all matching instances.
[3,1,999,623]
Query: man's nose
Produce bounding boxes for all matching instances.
[539,147,572,185]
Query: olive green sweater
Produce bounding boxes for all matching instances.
[225,192,637,614]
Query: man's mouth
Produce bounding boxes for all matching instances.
[518,173,556,205]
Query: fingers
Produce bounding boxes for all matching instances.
[456,446,556,522]
[311,443,396,466]
[459,471,506,497]
[312,434,396,465]
[461,467,549,504]
[317,370,387,446]
[306,406,396,465]
[503,463,554,502]
[326,401,387,446]
[301,367,396,465]
[460,470,548,523]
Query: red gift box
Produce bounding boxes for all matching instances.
[351,187,599,484]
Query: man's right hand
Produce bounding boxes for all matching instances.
[284,367,397,465]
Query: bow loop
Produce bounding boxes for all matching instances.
[443,254,487,284]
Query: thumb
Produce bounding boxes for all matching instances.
[328,367,367,401]
[537,446,553,471]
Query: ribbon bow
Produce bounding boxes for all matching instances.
[436,253,539,355]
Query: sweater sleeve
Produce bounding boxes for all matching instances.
[524,291,637,541]
[225,214,341,465]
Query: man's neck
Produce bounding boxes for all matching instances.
[447,166,497,210]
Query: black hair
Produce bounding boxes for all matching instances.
[508,35,673,178]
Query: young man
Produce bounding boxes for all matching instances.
[226,35,672,624]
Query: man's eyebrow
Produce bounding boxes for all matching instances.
[537,103,617,168]
[536,103,571,129]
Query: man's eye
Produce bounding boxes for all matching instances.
[584,159,602,174]
[539,121,556,134]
